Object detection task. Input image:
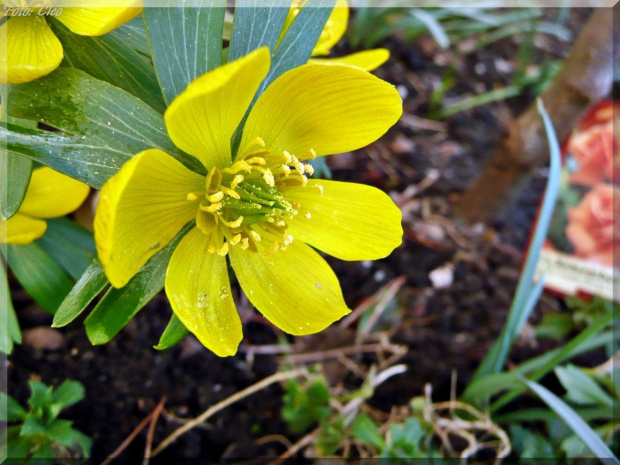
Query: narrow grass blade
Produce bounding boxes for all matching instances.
[525,379,618,461]
[468,100,561,385]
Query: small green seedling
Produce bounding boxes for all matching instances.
[1,379,91,463]
[351,413,442,459]
[282,377,331,434]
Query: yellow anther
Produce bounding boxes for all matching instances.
[220,186,240,200]
[275,219,286,227]
[224,161,253,174]
[304,164,314,176]
[282,151,293,164]
[218,242,229,256]
[206,167,222,193]
[200,202,222,213]
[221,216,244,228]
[197,210,217,234]
[241,238,250,250]
[304,211,312,219]
[308,148,317,160]
[207,191,225,203]
[281,165,291,176]
[230,234,242,245]
[314,184,324,194]
[245,157,267,166]
[244,149,269,158]
[230,175,244,189]
[252,136,266,148]
[263,169,275,187]
[249,230,261,242]
[284,234,294,245]
[187,192,199,201]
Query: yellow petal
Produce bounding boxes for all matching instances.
[19,167,90,219]
[310,48,390,72]
[240,63,402,161]
[94,149,204,288]
[229,240,350,335]
[56,4,142,37]
[165,227,242,357]
[0,213,47,245]
[284,180,402,260]
[311,0,349,56]
[0,16,63,84]
[165,47,270,170]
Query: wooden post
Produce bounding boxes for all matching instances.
[456,7,618,224]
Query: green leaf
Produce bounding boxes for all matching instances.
[462,313,616,406]
[495,406,617,423]
[351,413,385,450]
[51,380,85,409]
[111,16,151,57]
[5,426,35,459]
[228,0,290,62]
[84,226,189,345]
[155,313,189,350]
[0,255,22,354]
[510,424,557,460]
[72,429,93,457]
[7,243,73,314]
[534,312,574,340]
[28,380,53,412]
[395,418,425,448]
[0,392,27,422]
[49,18,166,113]
[555,365,614,408]
[282,377,330,433]
[37,219,95,280]
[30,441,54,461]
[52,258,108,328]
[45,419,79,448]
[230,0,335,149]
[256,0,336,98]
[144,1,226,105]
[0,152,32,219]
[524,378,618,460]
[6,67,203,189]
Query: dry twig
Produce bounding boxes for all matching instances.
[101,410,155,465]
[143,396,167,465]
[150,368,308,457]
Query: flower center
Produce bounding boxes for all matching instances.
[187,137,319,256]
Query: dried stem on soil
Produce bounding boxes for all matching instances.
[457,7,619,223]
[101,410,156,465]
[424,384,511,462]
[150,368,308,457]
[143,396,167,464]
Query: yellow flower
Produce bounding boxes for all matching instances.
[1,167,90,244]
[285,0,390,71]
[0,0,142,84]
[94,47,403,357]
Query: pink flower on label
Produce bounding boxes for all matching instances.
[565,183,620,267]
[567,119,618,186]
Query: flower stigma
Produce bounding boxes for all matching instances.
[187,137,320,256]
